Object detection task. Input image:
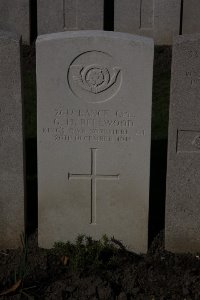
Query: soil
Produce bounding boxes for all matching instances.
[1,232,200,299]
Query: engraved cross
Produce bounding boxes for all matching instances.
[68,148,120,224]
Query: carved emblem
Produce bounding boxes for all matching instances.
[192,135,200,149]
[68,51,122,103]
[71,64,120,94]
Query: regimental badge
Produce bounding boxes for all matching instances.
[71,64,120,94]
[68,51,122,103]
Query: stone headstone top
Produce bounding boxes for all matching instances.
[37,0,104,35]
[0,0,30,44]
[114,0,181,45]
[37,30,153,254]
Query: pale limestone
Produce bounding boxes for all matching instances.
[0,31,24,249]
[165,34,200,253]
[37,0,104,35]
[0,0,30,44]
[114,0,181,45]
[37,31,153,254]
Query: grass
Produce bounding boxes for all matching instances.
[0,233,32,297]
[13,233,29,284]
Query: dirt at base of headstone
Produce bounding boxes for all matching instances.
[0,232,200,300]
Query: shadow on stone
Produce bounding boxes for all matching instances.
[104,0,114,31]
[149,139,168,247]
[25,138,38,235]
[30,0,37,43]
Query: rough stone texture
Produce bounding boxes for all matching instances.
[165,34,200,253]
[37,31,153,254]
[0,31,24,249]
[37,0,104,35]
[114,0,181,45]
[0,0,30,44]
[182,0,200,34]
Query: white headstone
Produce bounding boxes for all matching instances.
[165,34,200,253]
[0,0,30,44]
[114,0,181,45]
[37,31,153,254]
[37,0,104,35]
[0,31,24,249]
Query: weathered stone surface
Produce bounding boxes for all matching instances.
[0,31,24,249]
[37,0,104,35]
[165,34,200,253]
[0,0,30,44]
[114,0,181,45]
[182,0,200,34]
[37,31,153,253]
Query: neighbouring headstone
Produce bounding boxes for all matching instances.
[37,0,104,35]
[114,0,181,45]
[37,31,153,253]
[182,0,200,34]
[0,31,24,249]
[165,34,200,253]
[0,0,30,44]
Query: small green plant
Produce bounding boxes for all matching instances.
[0,232,33,298]
[14,233,36,298]
[51,234,119,271]
[14,232,29,283]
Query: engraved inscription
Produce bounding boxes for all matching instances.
[177,130,200,153]
[68,51,122,103]
[192,135,200,149]
[140,0,154,30]
[185,71,200,87]
[68,148,120,224]
[42,108,145,143]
